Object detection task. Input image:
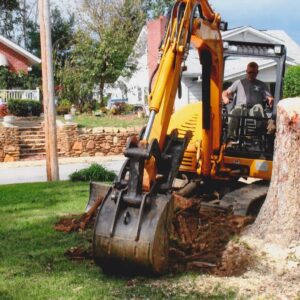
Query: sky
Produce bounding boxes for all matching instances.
[49,0,300,45]
[210,0,300,44]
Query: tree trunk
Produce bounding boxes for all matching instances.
[247,98,300,247]
[99,81,105,107]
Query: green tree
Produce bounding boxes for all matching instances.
[0,0,18,8]
[143,0,173,19]
[57,0,145,106]
[26,7,75,58]
[283,66,300,98]
[0,66,39,89]
[55,45,94,106]
[0,0,20,39]
[52,8,75,49]
[23,7,75,93]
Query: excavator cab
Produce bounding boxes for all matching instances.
[222,40,286,160]
[219,41,286,184]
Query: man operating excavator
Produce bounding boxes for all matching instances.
[91,0,286,275]
[222,62,274,145]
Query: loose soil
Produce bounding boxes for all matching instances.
[55,195,300,299]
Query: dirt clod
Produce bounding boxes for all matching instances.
[55,196,104,233]
[65,246,92,260]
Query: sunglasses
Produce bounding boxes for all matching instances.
[247,71,258,74]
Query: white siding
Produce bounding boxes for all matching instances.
[174,77,202,111]
[108,27,149,106]
[188,81,202,103]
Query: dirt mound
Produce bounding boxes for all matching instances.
[169,195,255,275]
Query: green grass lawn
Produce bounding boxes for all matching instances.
[0,181,237,300]
[58,114,148,128]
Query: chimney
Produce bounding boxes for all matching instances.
[147,16,167,80]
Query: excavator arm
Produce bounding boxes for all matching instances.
[145,0,224,182]
[93,0,224,274]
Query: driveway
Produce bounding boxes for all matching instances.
[0,156,126,185]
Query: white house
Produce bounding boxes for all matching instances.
[110,21,300,111]
[106,26,149,109]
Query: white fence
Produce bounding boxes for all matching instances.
[0,88,40,102]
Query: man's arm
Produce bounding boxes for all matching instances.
[265,94,274,107]
[222,89,232,105]
[263,84,274,107]
[222,80,238,105]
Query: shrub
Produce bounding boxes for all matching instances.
[100,106,108,114]
[69,163,116,182]
[110,102,134,115]
[283,66,300,98]
[122,103,135,114]
[82,99,97,114]
[56,99,71,115]
[7,99,42,116]
[101,96,109,107]
[0,66,40,90]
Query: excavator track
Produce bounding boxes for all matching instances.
[219,182,269,216]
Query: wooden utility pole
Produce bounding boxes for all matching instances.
[38,0,59,181]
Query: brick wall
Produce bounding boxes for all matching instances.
[147,16,167,79]
[0,43,29,74]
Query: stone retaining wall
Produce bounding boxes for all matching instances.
[0,122,140,162]
[57,124,140,157]
[0,126,20,162]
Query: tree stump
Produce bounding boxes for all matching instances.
[247,98,300,247]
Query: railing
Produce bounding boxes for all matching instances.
[0,88,40,102]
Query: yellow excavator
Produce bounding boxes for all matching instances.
[92,0,286,274]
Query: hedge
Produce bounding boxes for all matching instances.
[56,99,71,115]
[283,66,300,98]
[69,164,116,182]
[7,99,43,117]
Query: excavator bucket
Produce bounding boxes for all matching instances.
[93,188,174,274]
[85,181,111,212]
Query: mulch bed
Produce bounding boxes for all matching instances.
[55,194,255,275]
